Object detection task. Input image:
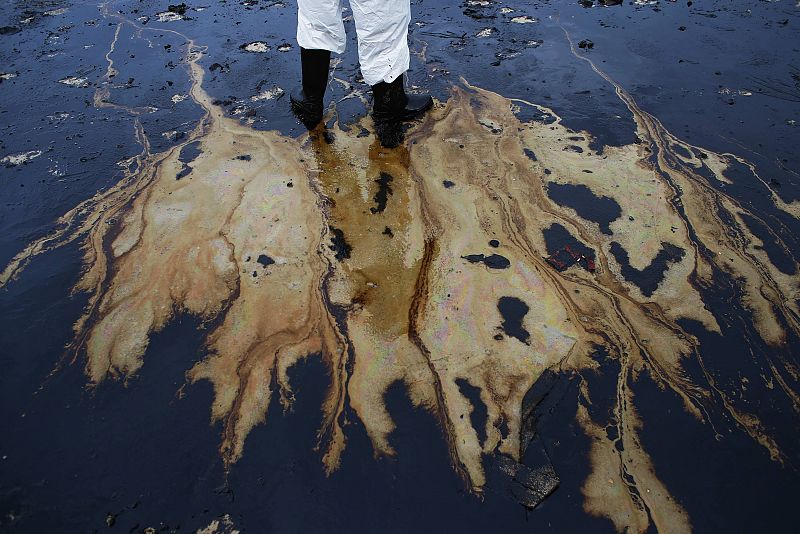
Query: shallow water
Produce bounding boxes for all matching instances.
[1,0,798,532]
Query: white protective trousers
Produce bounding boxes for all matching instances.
[297,0,411,86]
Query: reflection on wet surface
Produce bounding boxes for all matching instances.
[1,0,799,532]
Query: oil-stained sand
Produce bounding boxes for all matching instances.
[2,6,799,534]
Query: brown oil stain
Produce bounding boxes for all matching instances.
[1,9,799,534]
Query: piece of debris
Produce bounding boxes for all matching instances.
[578,39,594,50]
[545,244,596,273]
[494,454,560,510]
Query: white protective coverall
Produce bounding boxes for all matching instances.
[297,0,411,86]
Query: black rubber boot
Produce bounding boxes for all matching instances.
[371,75,433,148]
[290,48,331,130]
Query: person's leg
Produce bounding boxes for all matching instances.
[349,0,432,147]
[291,0,346,129]
[296,0,346,54]
[348,0,410,86]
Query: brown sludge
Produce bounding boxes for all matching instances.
[2,17,798,534]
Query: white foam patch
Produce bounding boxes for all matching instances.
[58,76,90,88]
[251,86,284,101]
[241,42,269,53]
[2,150,43,166]
[156,11,183,22]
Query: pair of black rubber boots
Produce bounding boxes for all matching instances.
[290,48,433,148]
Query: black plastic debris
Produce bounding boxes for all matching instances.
[490,368,566,509]
[494,455,559,510]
